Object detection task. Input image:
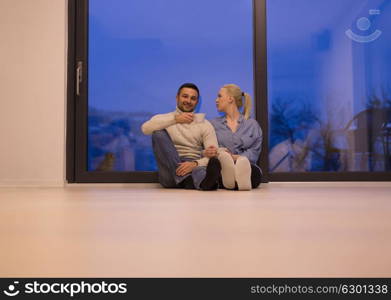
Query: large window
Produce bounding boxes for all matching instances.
[87,0,254,173]
[267,0,391,175]
[67,0,390,182]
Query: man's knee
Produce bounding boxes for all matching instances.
[152,130,170,144]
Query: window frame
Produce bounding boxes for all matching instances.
[67,0,390,183]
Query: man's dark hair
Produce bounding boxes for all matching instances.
[177,83,200,98]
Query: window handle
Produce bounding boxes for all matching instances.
[76,61,83,96]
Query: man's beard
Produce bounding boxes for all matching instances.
[177,104,195,113]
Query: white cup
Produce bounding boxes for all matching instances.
[193,113,205,123]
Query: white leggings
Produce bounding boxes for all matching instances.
[217,151,252,190]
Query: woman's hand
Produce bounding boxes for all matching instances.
[176,161,198,176]
[204,146,218,158]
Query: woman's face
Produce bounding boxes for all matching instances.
[216,88,232,112]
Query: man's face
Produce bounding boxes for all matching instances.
[176,87,199,112]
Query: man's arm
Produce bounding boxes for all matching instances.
[141,112,195,135]
[196,120,219,166]
[141,112,177,135]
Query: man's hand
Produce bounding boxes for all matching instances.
[175,113,194,124]
[204,146,218,158]
[176,161,197,176]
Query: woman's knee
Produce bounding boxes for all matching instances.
[236,156,250,164]
[234,156,252,190]
[218,151,235,189]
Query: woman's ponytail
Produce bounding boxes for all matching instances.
[243,92,251,120]
[222,84,252,119]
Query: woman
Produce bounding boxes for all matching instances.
[204,84,262,190]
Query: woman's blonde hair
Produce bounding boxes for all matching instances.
[222,84,252,119]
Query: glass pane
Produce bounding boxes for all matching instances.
[267,0,391,172]
[88,0,254,172]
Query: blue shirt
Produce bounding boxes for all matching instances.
[209,115,263,165]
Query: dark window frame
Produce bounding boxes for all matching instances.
[67,0,158,183]
[254,0,269,182]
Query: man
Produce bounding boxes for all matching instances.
[141,83,220,190]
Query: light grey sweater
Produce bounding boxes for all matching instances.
[141,109,218,167]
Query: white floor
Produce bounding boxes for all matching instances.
[1,182,391,277]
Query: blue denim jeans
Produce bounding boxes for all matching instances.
[151,130,206,189]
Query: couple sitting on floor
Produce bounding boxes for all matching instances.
[141,83,263,191]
